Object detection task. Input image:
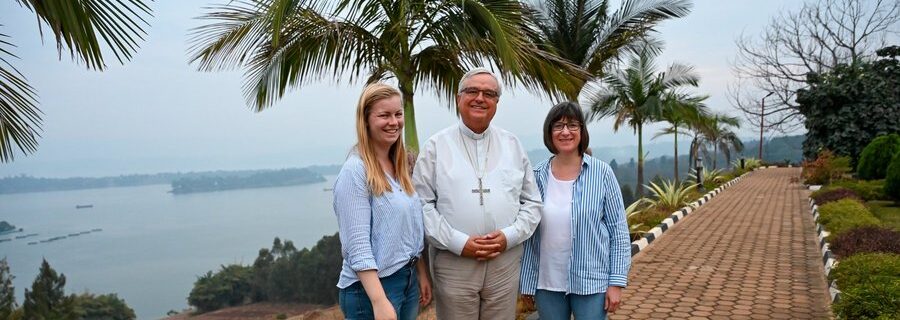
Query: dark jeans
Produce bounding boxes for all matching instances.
[339,265,419,320]
[535,289,607,320]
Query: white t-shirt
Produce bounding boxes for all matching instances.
[537,165,575,292]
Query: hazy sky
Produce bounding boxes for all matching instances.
[0,0,810,178]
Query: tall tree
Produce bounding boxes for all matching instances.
[0,258,15,319]
[23,259,76,320]
[729,0,900,132]
[698,114,742,169]
[796,46,900,163]
[526,0,692,100]
[584,48,699,196]
[0,0,153,162]
[189,0,587,151]
[653,91,708,183]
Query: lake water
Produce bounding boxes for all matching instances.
[0,177,338,319]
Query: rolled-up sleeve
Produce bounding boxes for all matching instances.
[602,164,631,287]
[334,159,378,272]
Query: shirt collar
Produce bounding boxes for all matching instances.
[458,122,491,141]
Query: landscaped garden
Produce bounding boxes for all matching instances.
[804,134,900,319]
[625,158,762,240]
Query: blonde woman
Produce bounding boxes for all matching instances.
[334,83,431,320]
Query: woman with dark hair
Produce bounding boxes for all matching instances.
[520,101,631,319]
[333,83,431,320]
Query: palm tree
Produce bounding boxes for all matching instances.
[701,114,742,169]
[527,0,692,100]
[0,0,152,162]
[189,0,587,152]
[652,91,708,183]
[584,48,699,196]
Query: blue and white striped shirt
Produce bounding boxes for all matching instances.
[333,153,424,289]
[520,155,631,295]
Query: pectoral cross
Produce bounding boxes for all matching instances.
[472,178,491,205]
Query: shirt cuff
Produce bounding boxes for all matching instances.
[448,230,470,256]
[500,225,520,250]
[608,274,628,287]
[350,258,379,272]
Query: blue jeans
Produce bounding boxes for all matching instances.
[339,265,419,320]
[535,289,607,320]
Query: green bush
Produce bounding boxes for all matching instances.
[72,293,136,320]
[831,179,887,201]
[829,253,900,319]
[858,134,900,180]
[817,199,881,238]
[188,265,253,313]
[886,152,900,203]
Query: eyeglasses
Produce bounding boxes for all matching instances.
[552,121,582,132]
[460,87,500,100]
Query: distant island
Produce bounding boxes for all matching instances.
[1,221,20,234]
[170,168,326,194]
[0,164,341,195]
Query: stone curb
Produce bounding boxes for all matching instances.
[807,197,842,304]
[629,169,754,257]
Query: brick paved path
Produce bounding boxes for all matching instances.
[610,168,832,319]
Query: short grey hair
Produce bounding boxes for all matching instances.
[457,67,502,97]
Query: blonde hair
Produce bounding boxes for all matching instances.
[355,83,414,196]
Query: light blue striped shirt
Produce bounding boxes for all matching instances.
[333,153,424,288]
[520,155,631,295]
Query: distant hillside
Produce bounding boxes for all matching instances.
[0,165,339,195]
[170,168,325,194]
[527,134,805,194]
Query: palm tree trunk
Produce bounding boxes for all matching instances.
[637,125,644,198]
[399,81,419,153]
[713,142,718,170]
[673,126,679,184]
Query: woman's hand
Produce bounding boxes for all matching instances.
[416,258,432,306]
[418,271,432,306]
[372,297,397,320]
[521,294,535,311]
[605,286,623,313]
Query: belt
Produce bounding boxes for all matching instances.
[405,256,419,268]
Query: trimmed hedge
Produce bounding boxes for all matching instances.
[817,199,881,238]
[831,179,887,201]
[829,253,900,319]
[830,226,900,258]
[857,134,900,180]
[810,187,861,205]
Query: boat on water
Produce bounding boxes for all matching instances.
[76,204,94,209]
[28,242,38,245]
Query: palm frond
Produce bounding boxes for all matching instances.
[0,31,41,162]
[16,0,152,70]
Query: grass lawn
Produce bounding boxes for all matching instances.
[867,200,900,230]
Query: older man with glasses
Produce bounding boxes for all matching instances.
[413,68,542,320]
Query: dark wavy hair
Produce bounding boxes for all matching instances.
[543,101,590,156]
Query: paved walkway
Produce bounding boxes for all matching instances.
[610,168,832,319]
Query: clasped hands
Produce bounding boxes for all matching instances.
[461,230,507,261]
